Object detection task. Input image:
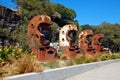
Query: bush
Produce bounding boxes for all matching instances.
[1,46,120,79]
[100,53,120,61]
[110,53,120,59]
[100,53,110,61]
[0,46,24,62]
[0,47,42,79]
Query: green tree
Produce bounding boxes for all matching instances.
[51,3,76,27]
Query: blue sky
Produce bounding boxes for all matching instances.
[0,0,17,9]
[0,0,120,25]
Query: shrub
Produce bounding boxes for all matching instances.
[1,46,120,79]
[0,46,25,62]
[0,46,42,79]
[110,53,120,59]
[0,54,42,79]
[100,53,110,61]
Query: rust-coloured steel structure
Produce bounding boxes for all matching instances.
[59,24,81,57]
[27,15,110,61]
[92,33,109,53]
[27,15,58,61]
[78,30,95,54]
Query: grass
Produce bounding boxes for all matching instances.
[63,53,120,65]
[0,46,120,79]
[0,46,42,79]
[0,54,43,79]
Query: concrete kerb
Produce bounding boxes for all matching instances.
[4,59,120,80]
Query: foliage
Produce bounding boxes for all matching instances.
[0,46,120,79]
[0,54,42,79]
[100,53,110,61]
[10,24,31,52]
[64,53,120,65]
[67,54,100,65]
[52,3,76,27]
[0,46,23,62]
[0,46,43,79]
[13,0,77,26]
[50,22,59,42]
[110,53,120,59]
[13,0,44,22]
[100,53,120,61]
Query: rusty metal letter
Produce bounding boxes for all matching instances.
[59,24,80,57]
[27,15,58,61]
[78,30,95,54]
[92,33,109,53]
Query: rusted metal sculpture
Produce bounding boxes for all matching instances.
[92,33,109,53]
[27,15,109,61]
[27,15,58,61]
[78,30,95,54]
[59,24,81,57]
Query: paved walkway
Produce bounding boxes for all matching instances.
[65,61,120,80]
